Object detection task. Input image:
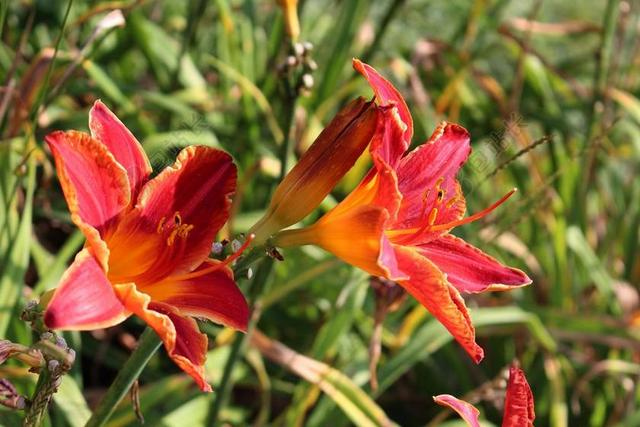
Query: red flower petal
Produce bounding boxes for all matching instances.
[502,366,535,427]
[393,245,484,363]
[367,107,405,219]
[89,101,152,199]
[433,394,481,427]
[44,249,129,330]
[141,262,250,331]
[418,234,532,293]
[353,59,413,162]
[45,130,130,267]
[114,284,212,392]
[106,146,236,285]
[391,122,470,243]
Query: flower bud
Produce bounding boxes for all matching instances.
[250,97,380,244]
[0,379,26,410]
[0,340,45,369]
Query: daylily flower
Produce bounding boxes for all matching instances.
[250,97,381,244]
[274,60,531,362]
[434,365,535,427]
[43,101,250,391]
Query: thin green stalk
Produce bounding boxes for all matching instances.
[209,23,299,426]
[28,0,73,129]
[168,0,208,91]
[22,366,52,427]
[277,82,298,181]
[232,246,266,278]
[578,0,619,224]
[84,328,161,427]
[207,257,274,426]
[0,0,8,36]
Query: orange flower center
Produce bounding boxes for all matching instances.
[106,211,194,283]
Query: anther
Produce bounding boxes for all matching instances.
[166,229,179,246]
[156,217,166,234]
[427,208,438,226]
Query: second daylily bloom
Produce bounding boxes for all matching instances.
[43,101,250,391]
[274,60,531,362]
[434,365,535,427]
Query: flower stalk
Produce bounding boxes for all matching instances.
[14,304,77,427]
[85,328,161,427]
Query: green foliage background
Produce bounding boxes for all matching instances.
[1,0,639,426]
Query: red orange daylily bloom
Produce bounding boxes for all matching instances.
[434,365,535,427]
[43,101,250,391]
[274,60,531,362]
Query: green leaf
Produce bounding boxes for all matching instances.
[0,153,35,337]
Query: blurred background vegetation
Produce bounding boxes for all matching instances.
[1,0,639,426]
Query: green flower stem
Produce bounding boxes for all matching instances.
[207,257,274,426]
[85,328,161,427]
[232,246,266,277]
[23,366,52,427]
[208,35,298,425]
[277,88,298,181]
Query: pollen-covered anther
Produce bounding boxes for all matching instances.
[434,177,445,204]
[427,207,439,226]
[178,224,194,238]
[156,217,166,234]
[164,211,194,246]
[445,196,459,209]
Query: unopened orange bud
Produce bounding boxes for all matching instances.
[277,0,300,41]
[251,97,380,244]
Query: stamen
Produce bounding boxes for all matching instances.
[167,228,179,246]
[418,189,432,217]
[427,208,438,226]
[178,224,194,238]
[428,188,517,232]
[156,217,166,234]
[166,234,255,282]
[434,177,445,204]
[445,197,459,209]
[163,212,193,246]
[386,188,517,241]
